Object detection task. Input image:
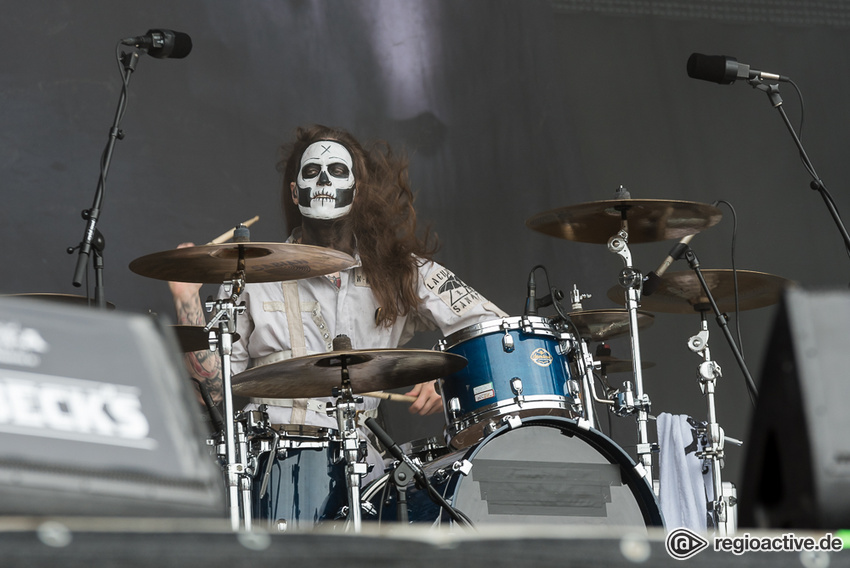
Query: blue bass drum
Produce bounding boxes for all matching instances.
[363,417,664,529]
[438,316,578,449]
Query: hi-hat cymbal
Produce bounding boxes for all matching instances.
[5,293,116,309]
[231,349,468,399]
[596,355,656,374]
[568,309,654,341]
[607,269,795,313]
[129,242,355,284]
[526,199,722,244]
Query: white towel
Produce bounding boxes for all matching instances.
[657,413,709,532]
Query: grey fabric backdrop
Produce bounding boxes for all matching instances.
[3,0,850,499]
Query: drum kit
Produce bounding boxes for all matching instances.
[118,195,793,534]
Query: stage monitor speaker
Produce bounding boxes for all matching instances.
[740,288,850,529]
[0,297,225,518]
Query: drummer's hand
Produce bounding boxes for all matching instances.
[167,243,203,301]
[405,380,442,416]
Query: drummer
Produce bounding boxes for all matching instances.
[168,124,505,482]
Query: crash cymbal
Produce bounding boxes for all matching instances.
[129,242,355,284]
[5,293,116,309]
[596,355,656,374]
[568,309,654,341]
[170,325,240,353]
[526,199,722,244]
[231,349,468,399]
[606,269,795,313]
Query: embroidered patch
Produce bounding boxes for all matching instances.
[425,267,483,315]
[530,348,553,367]
[473,382,495,402]
[353,267,370,287]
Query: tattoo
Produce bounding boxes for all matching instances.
[174,295,223,404]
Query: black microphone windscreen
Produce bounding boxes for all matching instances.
[169,32,193,58]
[687,53,736,84]
[148,30,193,59]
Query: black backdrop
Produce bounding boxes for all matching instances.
[3,0,850,498]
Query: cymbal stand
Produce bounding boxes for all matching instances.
[326,353,369,532]
[205,273,249,531]
[607,227,655,483]
[687,313,742,535]
[566,286,596,426]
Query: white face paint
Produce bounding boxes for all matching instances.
[295,141,356,220]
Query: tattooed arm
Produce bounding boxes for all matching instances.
[168,243,224,405]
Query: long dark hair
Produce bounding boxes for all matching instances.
[280,125,438,326]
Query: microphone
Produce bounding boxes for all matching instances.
[121,29,193,59]
[524,270,537,316]
[643,234,695,296]
[364,418,426,485]
[687,53,789,85]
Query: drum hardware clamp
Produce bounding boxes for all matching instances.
[495,320,516,352]
[510,377,524,406]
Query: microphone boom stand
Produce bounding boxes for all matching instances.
[68,48,141,307]
[749,79,850,256]
[680,246,759,402]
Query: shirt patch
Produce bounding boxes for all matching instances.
[263,301,285,312]
[353,267,370,287]
[425,267,484,316]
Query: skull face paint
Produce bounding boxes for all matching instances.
[295,141,356,220]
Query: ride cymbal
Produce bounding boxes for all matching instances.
[231,349,468,399]
[526,199,722,244]
[607,269,795,313]
[568,309,654,341]
[129,242,355,284]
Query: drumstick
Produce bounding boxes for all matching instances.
[207,216,260,244]
[361,391,417,403]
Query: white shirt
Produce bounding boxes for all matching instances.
[225,253,506,438]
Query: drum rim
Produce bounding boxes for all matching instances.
[445,399,572,448]
[440,315,560,348]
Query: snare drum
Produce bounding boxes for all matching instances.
[398,436,450,465]
[251,425,347,530]
[438,316,577,448]
[362,416,664,529]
